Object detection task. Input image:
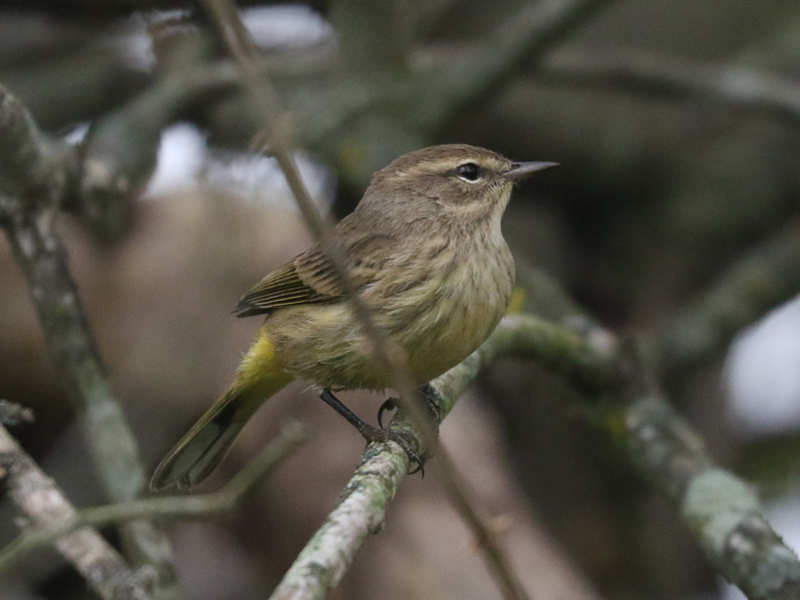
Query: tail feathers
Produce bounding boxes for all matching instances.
[150,388,254,491]
[151,332,293,491]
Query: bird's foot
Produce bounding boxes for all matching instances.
[320,389,425,476]
[358,421,426,477]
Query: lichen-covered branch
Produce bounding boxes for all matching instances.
[268,441,408,600]
[497,314,800,599]
[0,424,153,600]
[0,421,309,570]
[268,340,500,600]
[624,397,800,599]
[497,312,800,598]
[0,83,178,597]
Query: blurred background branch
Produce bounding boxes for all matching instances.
[541,48,800,125]
[0,424,154,600]
[0,84,178,598]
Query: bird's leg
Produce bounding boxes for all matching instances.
[374,383,442,475]
[320,389,425,475]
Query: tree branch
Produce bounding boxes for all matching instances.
[541,47,800,125]
[0,424,154,600]
[414,0,617,130]
[0,83,178,598]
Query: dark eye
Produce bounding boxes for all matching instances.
[456,162,480,182]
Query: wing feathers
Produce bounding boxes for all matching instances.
[234,262,335,317]
[233,230,397,318]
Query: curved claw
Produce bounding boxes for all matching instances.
[377,397,398,429]
[319,389,426,477]
[387,429,425,478]
[360,422,426,477]
[407,452,425,478]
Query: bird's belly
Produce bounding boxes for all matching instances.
[401,279,508,383]
[265,246,513,389]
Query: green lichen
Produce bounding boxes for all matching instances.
[683,469,759,554]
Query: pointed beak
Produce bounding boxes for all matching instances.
[503,161,559,181]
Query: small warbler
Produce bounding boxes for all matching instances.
[151,144,556,490]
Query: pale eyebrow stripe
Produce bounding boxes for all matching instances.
[400,157,500,176]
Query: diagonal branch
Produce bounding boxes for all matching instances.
[0,424,153,600]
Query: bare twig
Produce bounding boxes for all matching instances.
[0,425,153,600]
[0,83,178,597]
[541,47,800,125]
[0,421,309,571]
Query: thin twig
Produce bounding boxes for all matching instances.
[0,425,154,600]
[0,421,310,571]
[198,2,531,599]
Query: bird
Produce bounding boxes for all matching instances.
[150,143,556,491]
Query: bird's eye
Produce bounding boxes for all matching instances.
[456,162,480,182]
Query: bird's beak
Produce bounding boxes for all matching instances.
[503,161,559,181]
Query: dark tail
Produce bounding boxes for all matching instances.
[150,333,293,490]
